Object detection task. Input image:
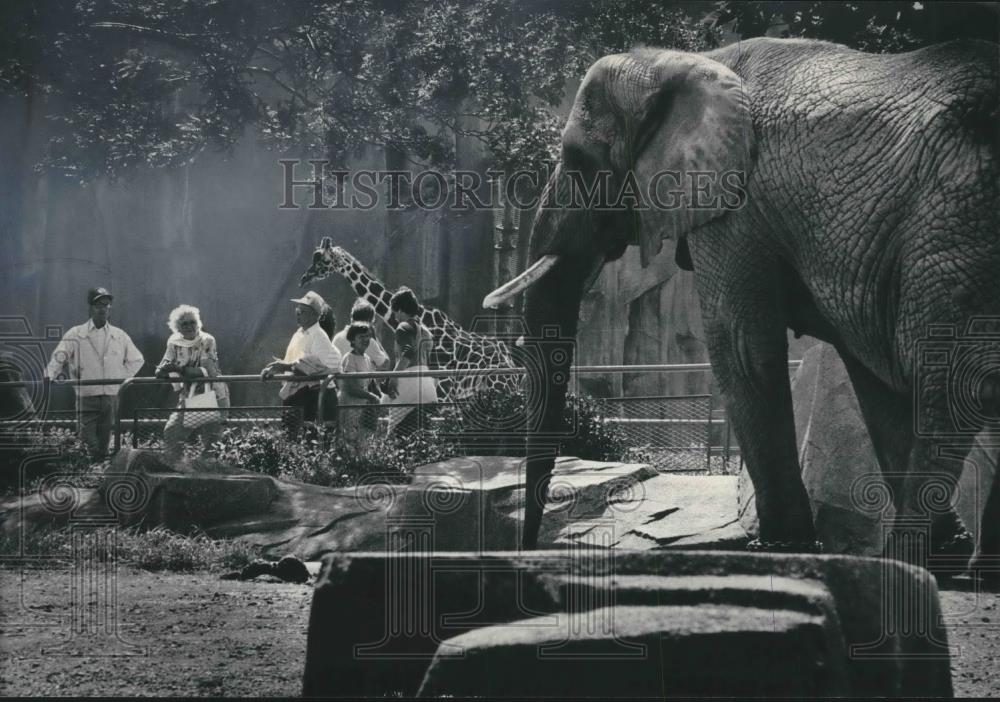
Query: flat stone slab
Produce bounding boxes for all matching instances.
[302,550,953,698]
[389,456,659,551]
[3,452,749,559]
[611,474,746,550]
[205,478,405,557]
[98,449,280,533]
[388,456,745,552]
[417,604,845,697]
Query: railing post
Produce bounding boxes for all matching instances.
[317,372,338,424]
[113,377,135,455]
[705,394,713,473]
[723,405,731,470]
[316,376,326,423]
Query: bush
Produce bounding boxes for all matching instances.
[1,427,101,495]
[562,393,645,463]
[438,386,650,463]
[1,525,262,572]
[212,427,286,477]
[210,423,457,488]
[116,526,261,572]
[198,387,647,489]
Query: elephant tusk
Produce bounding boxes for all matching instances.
[482,255,560,308]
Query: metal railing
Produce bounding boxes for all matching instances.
[601,394,714,472]
[0,362,804,471]
[127,406,304,450]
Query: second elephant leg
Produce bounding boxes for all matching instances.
[896,382,975,566]
[707,322,814,545]
[691,231,815,548]
[698,270,815,548]
[840,354,912,529]
[841,353,970,565]
[970,470,1000,584]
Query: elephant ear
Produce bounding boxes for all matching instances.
[608,51,756,267]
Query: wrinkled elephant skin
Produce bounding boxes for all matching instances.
[486,37,999,563]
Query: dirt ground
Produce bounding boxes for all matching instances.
[0,565,997,697]
[0,565,312,697]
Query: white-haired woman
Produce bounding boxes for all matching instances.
[155,305,230,459]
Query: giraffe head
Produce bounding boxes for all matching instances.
[299,237,357,286]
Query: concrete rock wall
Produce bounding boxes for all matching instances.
[739,341,997,556]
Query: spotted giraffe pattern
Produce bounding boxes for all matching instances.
[300,237,520,400]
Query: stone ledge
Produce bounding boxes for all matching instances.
[302,550,952,698]
[417,603,845,698]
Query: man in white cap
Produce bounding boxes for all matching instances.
[261,290,342,433]
[45,287,145,458]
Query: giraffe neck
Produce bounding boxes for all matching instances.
[330,250,518,400]
[337,258,394,324]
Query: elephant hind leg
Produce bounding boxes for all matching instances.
[839,353,913,518]
[841,353,972,567]
[970,471,1000,586]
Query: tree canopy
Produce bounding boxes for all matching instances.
[0,0,719,181]
[715,1,999,53]
[2,1,996,182]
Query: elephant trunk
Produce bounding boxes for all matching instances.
[519,253,593,548]
[485,164,611,549]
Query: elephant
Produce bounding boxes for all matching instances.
[483,36,1000,574]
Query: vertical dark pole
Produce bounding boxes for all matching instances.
[706,394,713,473]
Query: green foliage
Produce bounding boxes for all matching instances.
[1,0,718,180]
[438,386,651,463]
[212,426,287,477]
[20,426,92,471]
[208,386,646,487]
[582,0,722,55]
[115,526,261,572]
[5,0,993,181]
[714,1,998,53]
[562,393,642,464]
[210,423,455,487]
[1,427,103,495]
[3,525,261,572]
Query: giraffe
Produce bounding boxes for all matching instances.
[299,237,521,400]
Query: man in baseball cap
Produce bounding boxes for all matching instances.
[261,290,341,435]
[45,286,144,458]
[288,290,325,315]
[87,287,114,305]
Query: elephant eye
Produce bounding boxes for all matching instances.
[562,144,597,171]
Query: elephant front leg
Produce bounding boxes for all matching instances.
[702,313,818,552]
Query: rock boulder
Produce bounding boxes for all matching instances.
[303,550,952,698]
[738,342,998,556]
[386,456,746,552]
